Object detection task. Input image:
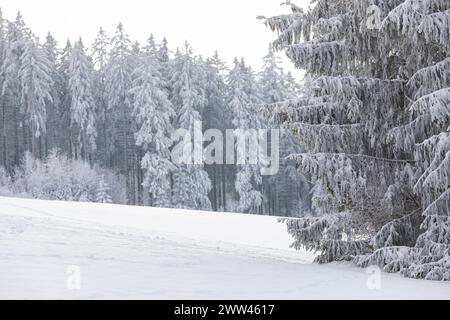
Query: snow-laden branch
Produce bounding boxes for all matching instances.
[288,122,365,153]
[407,57,450,100]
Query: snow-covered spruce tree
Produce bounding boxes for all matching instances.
[259,47,297,103]
[258,47,311,216]
[1,13,29,170]
[169,43,212,210]
[202,51,233,212]
[92,28,110,71]
[157,37,171,91]
[105,23,137,204]
[144,34,157,57]
[228,58,264,214]
[19,37,53,158]
[0,9,6,170]
[130,51,175,208]
[96,174,113,203]
[57,40,73,156]
[42,33,62,157]
[261,0,450,279]
[91,27,111,167]
[68,39,96,161]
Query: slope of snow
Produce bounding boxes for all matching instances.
[0,196,449,300]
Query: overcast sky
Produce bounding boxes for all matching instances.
[0,0,306,77]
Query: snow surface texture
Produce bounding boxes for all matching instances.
[0,197,449,299]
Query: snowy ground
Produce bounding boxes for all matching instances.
[0,197,449,300]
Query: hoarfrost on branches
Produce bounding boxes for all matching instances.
[262,0,450,280]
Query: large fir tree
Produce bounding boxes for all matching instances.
[68,39,96,161]
[228,58,264,213]
[131,51,175,207]
[261,0,450,280]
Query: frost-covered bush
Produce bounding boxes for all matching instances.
[0,166,13,196]
[10,151,125,203]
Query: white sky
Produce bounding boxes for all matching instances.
[0,0,306,77]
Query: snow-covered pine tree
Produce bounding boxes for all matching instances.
[158,37,169,62]
[169,43,212,210]
[91,27,111,167]
[259,48,295,102]
[42,33,58,76]
[132,41,141,59]
[0,8,6,72]
[92,28,109,71]
[105,23,137,204]
[19,36,53,158]
[0,9,3,64]
[68,39,96,160]
[157,37,170,85]
[144,34,157,57]
[228,58,264,213]
[42,33,62,157]
[0,9,3,65]
[1,13,28,169]
[261,0,450,279]
[258,47,311,217]
[202,51,233,212]
[0,9,7,170]
[56,40,73,157]
[96,174,112,203]
[131,50,175,208]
